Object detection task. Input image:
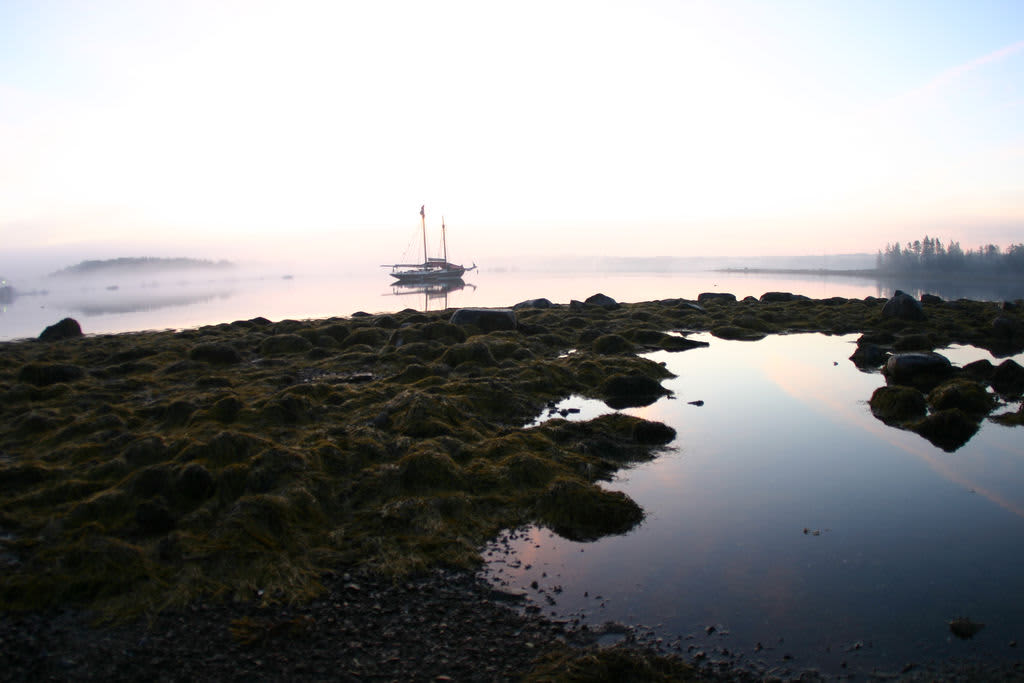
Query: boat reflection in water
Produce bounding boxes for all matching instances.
[387,278,474,312]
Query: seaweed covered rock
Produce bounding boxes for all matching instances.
[881,290,926,321]
[175,463,215,502]
[535,478,643,541]
[759,291,808,303]
[927,379,995,416]
[399,446,464,493]
[584,293,619,309]
[189,342,242,365]
[38,317,83,341]
[389,321,466,347]
[592,334,634,355]
[697,292,736,304]
[449,308,517,331]
[17,363,85,386]
[440,340,498,367]
[259,334,313,355]
[869,385,927,424]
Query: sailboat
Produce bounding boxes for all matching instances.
[383,206,476,284]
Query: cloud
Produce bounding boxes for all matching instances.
[886,39,1024,110]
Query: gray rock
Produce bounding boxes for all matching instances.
[881,290,926,321]
[449,308,517,331]
[512,298,553,310]
[920,293,943,304]
[884,352,952,384]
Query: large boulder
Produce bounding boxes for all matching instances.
[449,308,517,331]
[881,290,926,321]
[38,318,83,341]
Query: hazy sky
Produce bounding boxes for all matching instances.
[1,0,1022,268]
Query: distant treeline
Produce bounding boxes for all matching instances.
[51,257,235,277]
[876,237,1024,275]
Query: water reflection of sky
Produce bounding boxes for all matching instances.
[486,333,1024,677]
[4,268,1022,340]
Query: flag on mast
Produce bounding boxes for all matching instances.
[420,205,425,219]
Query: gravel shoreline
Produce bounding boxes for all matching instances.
[0,569,580,682]
[2,565,1023,681]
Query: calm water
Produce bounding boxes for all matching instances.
[3,266,1021,341]
[483,334,1024,677]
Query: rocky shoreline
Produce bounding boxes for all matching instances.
[2,292,1023,680]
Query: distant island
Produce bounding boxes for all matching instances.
[718,236,1024,279]
[50,257,235,277]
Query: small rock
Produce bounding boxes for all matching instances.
[948,617,984,639]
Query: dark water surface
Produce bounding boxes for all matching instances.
[483,334,1024,678]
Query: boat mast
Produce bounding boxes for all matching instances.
[442,217,448,267]
[420,205,428,266]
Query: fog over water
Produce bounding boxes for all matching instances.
[2,249,1023,342]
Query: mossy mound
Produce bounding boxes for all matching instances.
[869,386,927,424]
[259,334,313,355]
[927,379,996,416]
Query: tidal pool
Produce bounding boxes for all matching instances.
[483,333,1024,677]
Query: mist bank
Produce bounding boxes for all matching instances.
[485,253,877,273]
